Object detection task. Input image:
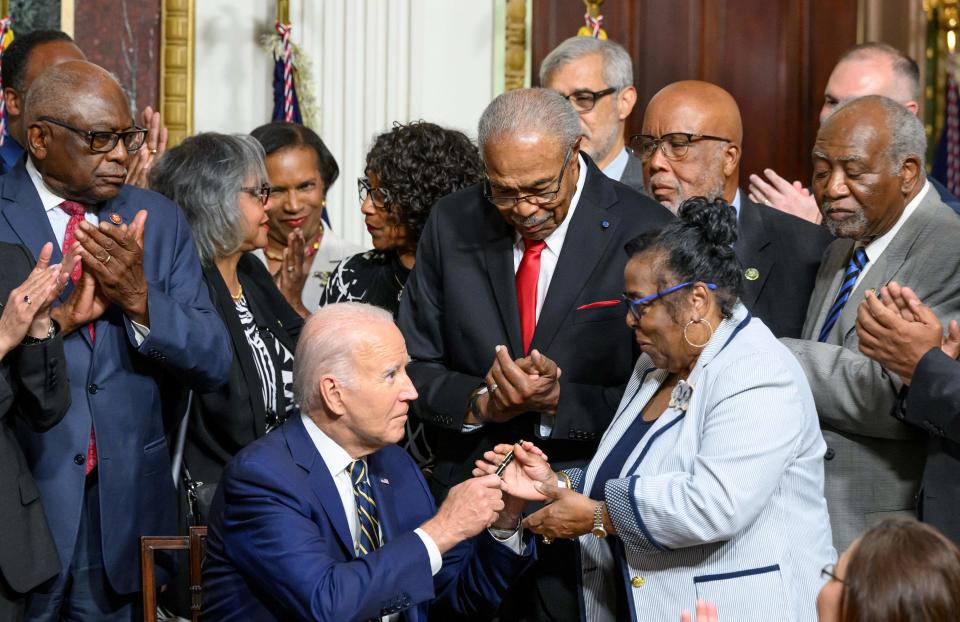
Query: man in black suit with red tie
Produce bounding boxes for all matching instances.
[398,87,672,621]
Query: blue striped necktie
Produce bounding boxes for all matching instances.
[349,459,382,555]
[818,247,869,342]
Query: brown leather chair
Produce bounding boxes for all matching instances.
[141,526,207,622]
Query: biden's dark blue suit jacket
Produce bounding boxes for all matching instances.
[202,415,535,622]
[0,160,231,594]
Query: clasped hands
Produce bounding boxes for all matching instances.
[856,281,960,385]
[0,242,76,358]
[51,209,151,335]
[472,441,606,542]
[468,345,562,424]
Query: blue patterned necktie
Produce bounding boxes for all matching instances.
[349,459,382,555]
[818,247,869,342]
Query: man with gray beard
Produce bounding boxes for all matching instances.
[636,80,833,338]
[781,95,960,550]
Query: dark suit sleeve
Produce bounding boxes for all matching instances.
[131,204,231,391]
[219,455,437,621]
[400,213,484,429]
[903,348,960,443]
[13,334,70,432]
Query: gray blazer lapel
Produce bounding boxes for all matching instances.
[802,239,852,341]
[834,189,943,343]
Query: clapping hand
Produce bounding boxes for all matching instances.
[680,600,719,622]
[0,242,74,358]
[747,168,821,224]
[273,228,310,318]
[73,210,149,326]
[478,346,561,422]
[857,282,954,384]
[125,105,168,189]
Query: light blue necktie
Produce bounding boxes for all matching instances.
[818,247,869,342]
[349,459,382,555]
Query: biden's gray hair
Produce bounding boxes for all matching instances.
[477,87,582,156]
[828,95,927,173]
[293,302,397,414]
[148,132,268,266]
[539,36,633,90]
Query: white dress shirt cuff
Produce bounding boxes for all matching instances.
[130,320,150,345]
[413,528,443,576]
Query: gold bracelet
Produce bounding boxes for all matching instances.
[557,471,572,490]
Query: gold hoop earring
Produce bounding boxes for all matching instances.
[683,318,713,348]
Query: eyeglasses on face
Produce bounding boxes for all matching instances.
[563,87,618,113]
[629,132,732,162]
[484,146,574,209]
[39,116,148,153]
[622,281,718,321]
[357,178,393,209]
[820,563,845,584]
[241,183,272,205]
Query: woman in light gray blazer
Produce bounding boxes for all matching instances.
[477,197,836,621]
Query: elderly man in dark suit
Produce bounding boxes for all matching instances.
[0,61,231,620]
[856,282,960,544]
[540,37,644,191]
[782,95,960,550]
[636,80,834,339]
[398,87,672,621]
[0,242,71,620]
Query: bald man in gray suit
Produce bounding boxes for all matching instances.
[782,95,960,550]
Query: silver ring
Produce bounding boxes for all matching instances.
[488,383,498,393]
[23,294,31,305]
[286,266,295,273]
[764,199,772,207]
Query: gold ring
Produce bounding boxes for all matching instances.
[150,148,158,155]
[102,254,113,265]
[542,535,553,544]
[286,266,294,273]
[23,294,31,305]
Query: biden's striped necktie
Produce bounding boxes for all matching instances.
[818,247,869,343]
[349,459,382,555]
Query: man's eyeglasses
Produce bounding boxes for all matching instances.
[629,132,732,162]
[562,87,618,113]
[622,281,717,321]
[39,116,147,153]
[241,183,272,205]
[820,564,845,584]
[358,178,393,209]
[484,147,573,209]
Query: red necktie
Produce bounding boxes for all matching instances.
[61,200,98,475]
[516,238,546,354]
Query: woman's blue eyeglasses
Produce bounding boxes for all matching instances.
[622,281,717,321]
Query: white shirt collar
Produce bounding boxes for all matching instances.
[514,152,588,255]
[300,413,355,478]
[861,180,931,263]
[26,156,72,212]
[601,147,629,182]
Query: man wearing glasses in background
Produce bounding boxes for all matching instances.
[636,80,833,339]
[398,88,671,622]
[540,37,645,192]
[0,61,229,620]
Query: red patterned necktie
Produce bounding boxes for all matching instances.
[516,238,546,355]
[60,200,98,475]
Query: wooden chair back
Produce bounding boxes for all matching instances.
[141,526,208,622]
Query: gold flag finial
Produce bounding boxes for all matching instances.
[277,0,290,24]
[577,0,607,39]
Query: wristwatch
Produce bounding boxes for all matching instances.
[468,385,489,423]
[592,502,608,539]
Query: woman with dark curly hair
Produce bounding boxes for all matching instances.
[319,121,484,316]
